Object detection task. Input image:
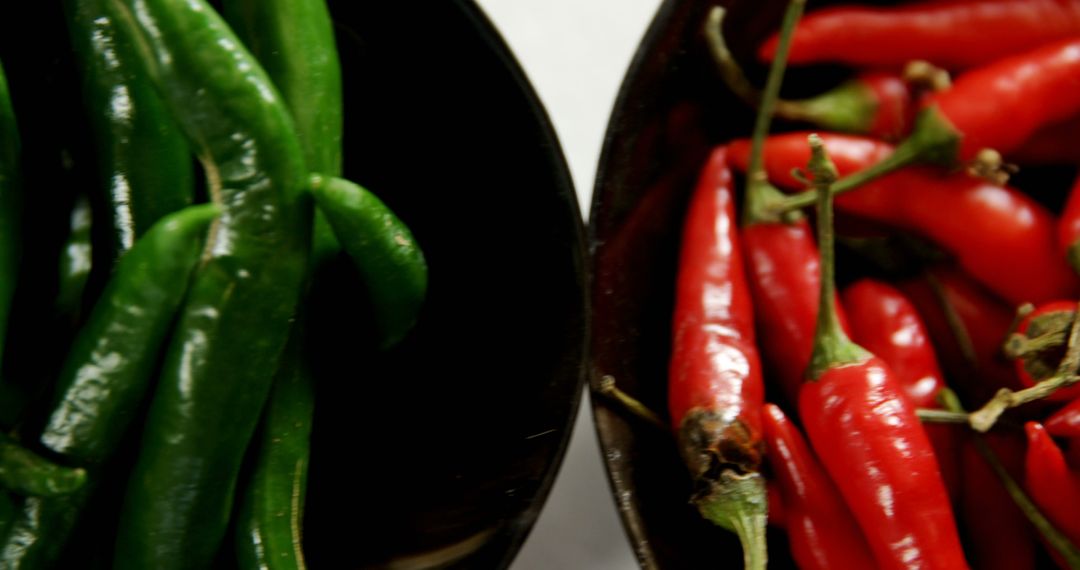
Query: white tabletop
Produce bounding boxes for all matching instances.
[470,2,663,568]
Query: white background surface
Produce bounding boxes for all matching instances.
[469,1,663,569]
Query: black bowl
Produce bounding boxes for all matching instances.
[587,0,1077,568]
[0,1,586,568]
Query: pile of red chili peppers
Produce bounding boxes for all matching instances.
[661,0,1080,568]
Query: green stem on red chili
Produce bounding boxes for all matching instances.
[772,107,961,217]
[741,0,806,227]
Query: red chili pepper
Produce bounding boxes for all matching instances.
[730,133,1079,307]
[1024,422,1080,547]
[961,433,1037,570]
[841,279,946,408]
[772,71,922,141]
[1009,300,1080,402]
[761,403,875,570]
[1059,173,1080,276]
[759,0,1080,70]
[926,37,1080,161]
[742,219,850,408]
[840,278,959,497]
[668,146,767,562]
[1047,397,1080,438]
[898,266,1021,403]
[798,138,968,570]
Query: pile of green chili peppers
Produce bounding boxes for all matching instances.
[0,0,428,568]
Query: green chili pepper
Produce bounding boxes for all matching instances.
[223,0,342,264]
[0,434,85,498]
[310,175,428,349]
[222,1,340,567]
[235,331,314,570]
[106,0,310,567]
[65,0,194,255]
[54,195,93,322]
[0,202,218,568]
[0,59,21,377]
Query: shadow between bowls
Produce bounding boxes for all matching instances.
[588,0,856,568]
[294,2,588,569]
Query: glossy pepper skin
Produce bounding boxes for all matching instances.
[223,0,342,265]
[310,176,428,349]
[53,195,93,323]
[741,219,850,407]
[0,203,218,567]
[898,267,1020,402]
[1010,300,1080,402]
[1047,397,1080,438]
[759,0,1080,69]
[222,2,339,568]
[668,146,766,560]
[107,0,311,567]
[961,433,1036,570]
[841,279,959,497]
[799,138,968,570]
[801,356,968,569]
[925,37,1080,161]
[65,0,193,255]
[730,133,1080,307]
[1024,422,1080,547]
[761,404,874,570]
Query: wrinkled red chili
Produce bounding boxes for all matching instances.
[668,145,767,562]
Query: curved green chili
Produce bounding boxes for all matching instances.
[0,202,218,568]
[310,175,428,348]
[223,0,342,263]
[235,331,314,570]
[107,0,311,567]
[64,0,194,254]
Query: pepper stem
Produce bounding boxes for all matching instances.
[704,6,874,133]
[597,375,668,431]
[695,472,767,570]
[772,106,961,216]
[806,135,870,379]
[940,389,1080,566]
[740,0,806,226]
[970,301,1080,432]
